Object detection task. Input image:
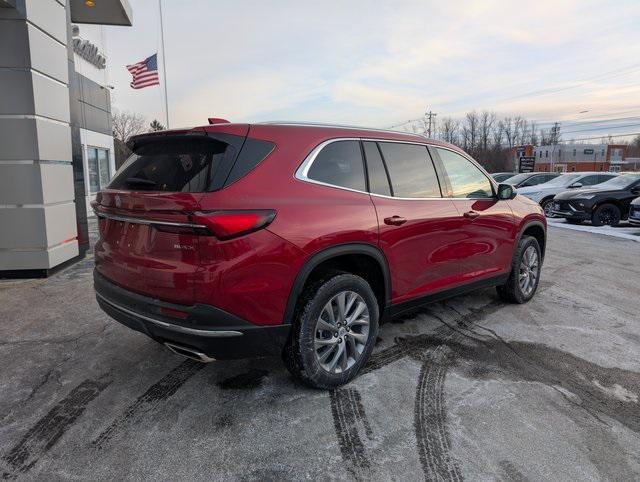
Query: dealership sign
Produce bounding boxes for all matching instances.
[71,26,106,69]
[519,156,536,173]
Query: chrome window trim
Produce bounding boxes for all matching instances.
[96,293,243,338]
[295,137,497,201]
[95,211,207,229]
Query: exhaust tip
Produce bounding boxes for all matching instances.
[164,342,216,363]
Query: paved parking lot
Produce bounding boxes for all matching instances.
[1,224,639,481]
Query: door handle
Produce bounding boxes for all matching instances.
[384,215,407,226]
[463,210,480,220]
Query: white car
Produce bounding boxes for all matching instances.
[517,172,619,217]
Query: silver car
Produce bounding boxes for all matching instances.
[517,172,619,217]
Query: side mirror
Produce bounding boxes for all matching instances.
[497,183,516,200]
[569,182,583,188]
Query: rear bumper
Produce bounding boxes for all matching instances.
[94,270,290,360]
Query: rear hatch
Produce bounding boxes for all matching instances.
[94,127,248,305]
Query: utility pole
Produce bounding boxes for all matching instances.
[425,110,437,138]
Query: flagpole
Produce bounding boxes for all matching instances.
[159,0,170,128]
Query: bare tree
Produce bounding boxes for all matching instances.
[479,111,496,152]
[462,111,480,153]
[500,117,515,150]
[529,121,538,146]
[112,110,146,167]
[439,117,460,145]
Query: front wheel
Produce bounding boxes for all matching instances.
[497,236,542,304]
[541,199,555,218]
[283,273,379,389]
[592,203,621,226]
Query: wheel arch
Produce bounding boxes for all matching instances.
[517,220,547,261]
[282,243,391,325]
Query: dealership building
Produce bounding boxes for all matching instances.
[532,143,630,173]
[0,0,132,276]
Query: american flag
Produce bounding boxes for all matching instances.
[126,54,160,89]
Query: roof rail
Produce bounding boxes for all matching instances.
[257,120,427,137]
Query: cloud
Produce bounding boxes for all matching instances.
[106,0,640,130]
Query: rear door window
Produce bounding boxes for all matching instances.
[307,140,366,191]
[363,141,392,196]
[436,148,493,198]
[110,137,235,192]
[378,142,441,198]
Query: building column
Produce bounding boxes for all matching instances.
[0,0,79,274]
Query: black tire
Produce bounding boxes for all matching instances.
[497,235,542,304]
[566,219,583,225]
[541,198,555,218]
[592,203,621,227]
[283,273,379,389]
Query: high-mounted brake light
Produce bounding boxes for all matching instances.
[191,210,276,240]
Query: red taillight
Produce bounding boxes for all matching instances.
[191,210,276,240]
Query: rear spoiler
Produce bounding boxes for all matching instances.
[126,129,206,151]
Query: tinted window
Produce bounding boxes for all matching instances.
[225,138,274,186]
[363,141,391,196]
[580,175,600,186]
[307,140,365,191]
[503,173,531,185]
[378,142,441,198]
[436,148,493,198]
[110,137,234,192]
[598,174,617,183]
[522,175,548,187]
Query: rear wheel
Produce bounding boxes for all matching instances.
[497,236,542,304]
[541,199,555,218]
[283,273,379,389]
[592,203,621,226]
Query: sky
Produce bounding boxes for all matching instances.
[103,0,640,139]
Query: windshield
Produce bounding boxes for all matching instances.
[542,174,581,187]
[503,173,532,184]
[594,174,640,190]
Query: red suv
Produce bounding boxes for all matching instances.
[93,121,546,388]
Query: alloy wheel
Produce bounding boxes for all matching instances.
[518,246,539,297]
[314,291,370,374]
[600,208,615,225]
[542,201,555,218]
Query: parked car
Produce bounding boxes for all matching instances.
[518,172,619,217]
[491,172,517,183]
[93,121,546,388]
[503,172,561,188]
[628,197,640,226]
[552,173,640,226]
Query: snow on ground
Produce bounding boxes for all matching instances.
[548,218,640,242]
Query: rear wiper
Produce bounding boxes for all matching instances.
[125,177,157,187]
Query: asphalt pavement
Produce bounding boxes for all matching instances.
[1,223,639,481]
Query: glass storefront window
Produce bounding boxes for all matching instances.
[87,147,111,193]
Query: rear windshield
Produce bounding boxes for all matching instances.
[109,137,235,192]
